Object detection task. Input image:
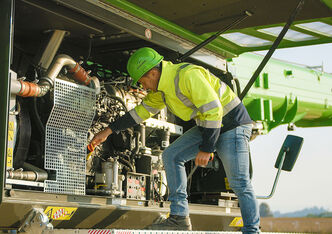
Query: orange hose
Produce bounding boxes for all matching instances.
[69,63,92,86]
[18,80,42,97]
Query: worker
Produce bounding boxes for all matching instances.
[90,47,260,233]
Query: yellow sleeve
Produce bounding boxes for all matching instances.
[130,91,166,123]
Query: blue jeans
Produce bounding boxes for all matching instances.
[162,124,260,233]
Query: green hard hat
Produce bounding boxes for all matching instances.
[127,47,163,85]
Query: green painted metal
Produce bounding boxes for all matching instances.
[104,0,237,59]
[104,1,332,57]
[228,52,332,131]
[322,0,332,9]
[204,17,332,55]
[246,98,265,121]
[263,73,269,89]
[282,98,299,124]
[254,76,260,88]
[0,0,12,204]
[269,96,289,130]
[263,99,273,121]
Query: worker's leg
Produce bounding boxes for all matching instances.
[215,124,260,233]
[162,126,202,216]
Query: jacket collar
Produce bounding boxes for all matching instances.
[157,60,174,92]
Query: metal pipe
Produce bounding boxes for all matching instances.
[46,54,76,81]
[36,30,67,71]
[10,79,52,97]
[256,150,287,199]
[113,159,119,190]
[139,124,146,147]
[10,79,21,94]
[6,163,48,182]
[47,54,93,86]
[23,162,48,182]
[118,174,125,197]
[11,54,96,97]
[6,170,38,181]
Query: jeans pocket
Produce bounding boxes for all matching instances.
[242,125,252,141]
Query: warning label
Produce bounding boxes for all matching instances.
[44,206,77,220]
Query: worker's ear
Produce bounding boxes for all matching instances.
[150,68,161,79]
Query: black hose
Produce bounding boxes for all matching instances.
[118,157,134,172]
[13,98,31,168]
[131,131,141,158]
[86,189,112,196]
[85,37,92,63]
[32,97,45,134]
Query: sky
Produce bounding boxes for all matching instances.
[249,43,332,213]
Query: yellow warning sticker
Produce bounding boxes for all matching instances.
[7,147,13,168]
[8,130,13,141]
[229,217,243,227]
[44,206,77,220]
[224,177,230,190]
[8,121,14,131]
[8,121,14,141]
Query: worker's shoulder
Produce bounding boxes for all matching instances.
[179,64,209,82]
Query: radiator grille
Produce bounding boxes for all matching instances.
[44,78,95,195]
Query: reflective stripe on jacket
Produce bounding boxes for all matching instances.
[129,61,241,128]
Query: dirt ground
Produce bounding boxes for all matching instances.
[261,217,332,233]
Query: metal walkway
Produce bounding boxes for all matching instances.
[43,229,302,234]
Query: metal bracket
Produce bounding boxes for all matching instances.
[18,208,53,234]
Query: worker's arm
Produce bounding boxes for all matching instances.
[91,127,113,146]
[91,91,165,146]
[125,90,165,125]
[181,68,223,153]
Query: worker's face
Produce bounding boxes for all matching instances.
[138,68,160,92]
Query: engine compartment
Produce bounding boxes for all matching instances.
[6,0,237,208]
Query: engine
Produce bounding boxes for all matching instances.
[85,72,181,201]
[7,27,234,207]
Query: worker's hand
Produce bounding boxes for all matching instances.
[90,127,113,147]
[195,151,213,167]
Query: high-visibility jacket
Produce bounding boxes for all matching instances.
[110,61,252,152]
[124,61,251,152]
[129,61,241,127]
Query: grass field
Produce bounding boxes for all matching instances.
[261,217,332,233]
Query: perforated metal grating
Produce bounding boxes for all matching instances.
[44,78,96,195]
